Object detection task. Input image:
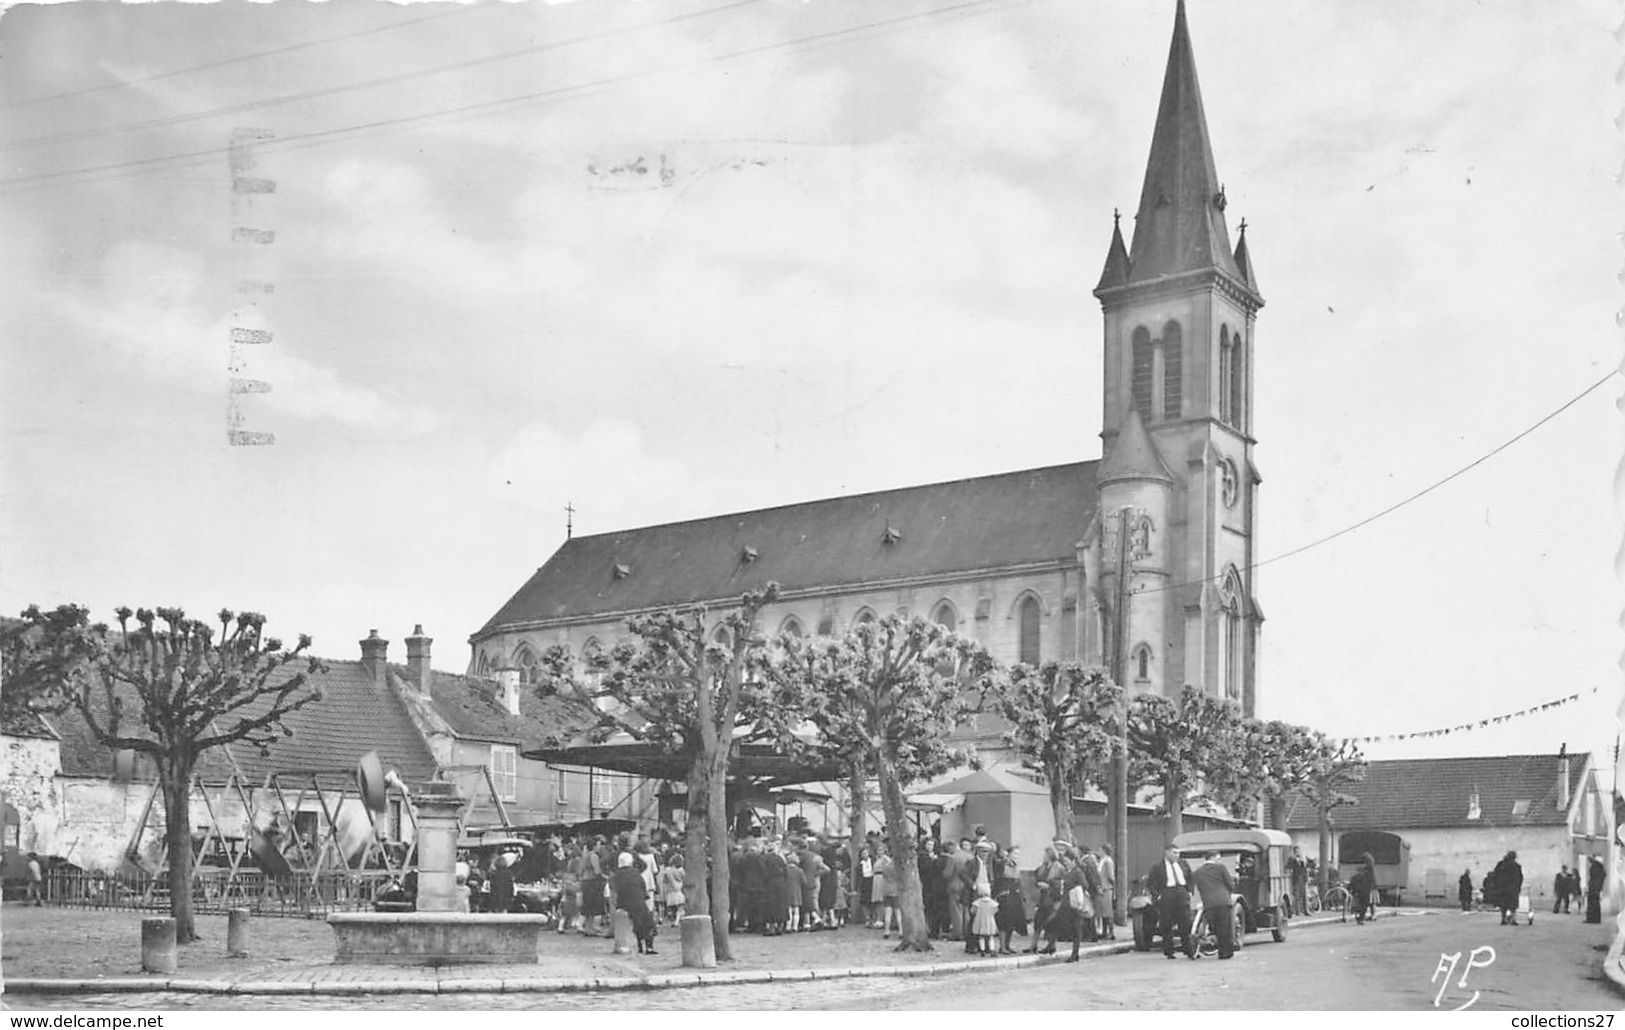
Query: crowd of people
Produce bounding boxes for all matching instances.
[1455,853,1609,925]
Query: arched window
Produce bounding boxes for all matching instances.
[1230,333,1246,430]
[1018,595,1041,665]
[779,616,803,638]
[1162,320,1183,420]
[1134,643,1152,682]
[1218,570,1244,702]
[1131,326,1154,421]
[1218,325,1234,424]
[513,644,539,686]
[931,601,957,632]
[712,625,733,649]
[853,608,877,628]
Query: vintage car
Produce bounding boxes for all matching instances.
[1129,829,1294,953]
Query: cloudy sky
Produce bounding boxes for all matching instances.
[2,0,1619,773]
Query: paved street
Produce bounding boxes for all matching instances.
[6,909,1619,1010]
[846,910,1624,1011]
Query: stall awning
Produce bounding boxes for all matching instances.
[522,741,843,788]
[905,792,966,814]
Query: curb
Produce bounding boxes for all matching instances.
[5,910,1419,997]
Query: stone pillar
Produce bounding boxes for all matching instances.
[227,908,250,957]
[680,914,717,968]
[611,909,635,954]
[413,781,464,914]
[141,917,177,974]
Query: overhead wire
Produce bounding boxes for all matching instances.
[1,5,476,110]
[0,0,1025,193]
[1129,368,1619,598]
[1,0,764,152]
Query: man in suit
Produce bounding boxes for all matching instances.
[1147,844,1196,959]
[1190,852,1238,959]
[942,838,971,943]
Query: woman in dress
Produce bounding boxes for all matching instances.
[871,846,894,935]
[994,845,1028,955]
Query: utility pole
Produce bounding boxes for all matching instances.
[1110,505,1133,927]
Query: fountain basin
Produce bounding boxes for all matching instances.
[328,912,550,965]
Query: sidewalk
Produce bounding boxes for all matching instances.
[1,904,1417,996]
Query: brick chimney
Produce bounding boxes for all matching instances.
[405,624,433,695]
[359,630,389,686]
[496,666,522,717]
[1558,743,1571,811]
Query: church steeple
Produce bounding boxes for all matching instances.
[1123,0,1240,286]
[1095,209,1131,291]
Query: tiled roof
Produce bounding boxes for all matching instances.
[421,668,592,748]
[477,461,1099,633]
[53,658,438,786]
[1280,753,1591,832]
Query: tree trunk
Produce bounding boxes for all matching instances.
[705,752,732,961]
[1267,792,1288,831]
[683,749,711,919]
[876,754,930,952]
[1316,806,1332,894]
[1047,761,1074,845]
[847,764,866,886]
[1164,771,1184,843]
[161,758,197,943]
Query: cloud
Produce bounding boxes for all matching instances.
[36,240,440,438]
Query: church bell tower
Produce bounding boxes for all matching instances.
[1092,0,1264,716]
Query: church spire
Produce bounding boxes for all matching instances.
[1123,0,1240,285]
[1233,218,1258,290]
[1096,208,1131,290]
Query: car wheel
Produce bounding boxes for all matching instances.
[1272,910,1288,943]
[1132,909,1153,951]
[1232,906,1246,950]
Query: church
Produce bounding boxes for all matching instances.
[470,2,1264,742]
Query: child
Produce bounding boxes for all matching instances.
[660,855,685,926]
[970,882,1000,956]
[785,860,806,933]
[837,867,852,928]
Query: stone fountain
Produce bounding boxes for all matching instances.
[328,780,548,965]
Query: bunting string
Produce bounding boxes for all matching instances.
[1340,685,1605,745]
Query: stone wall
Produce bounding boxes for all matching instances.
[2,734,61,855]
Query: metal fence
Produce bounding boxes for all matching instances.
[42,867,401,918]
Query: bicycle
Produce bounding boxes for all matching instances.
[1321,882,1352,922]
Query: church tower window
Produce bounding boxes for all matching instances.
[1231,332,1246,430]
[1018,595,1041,665]
[1219,570,1243,701]
[1131,326,1154,421]
[1218,325,1234,424]
[1162,320,1183,419]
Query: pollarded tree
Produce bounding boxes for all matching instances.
[1126,685,1246,842]
[534,584,778,962]
[33,606,323,943]
[986,662,1123,846]
[765,615,992,952]
[1,605,100,732]
[1299,735,1367,892]
[1219,718,1323,828]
